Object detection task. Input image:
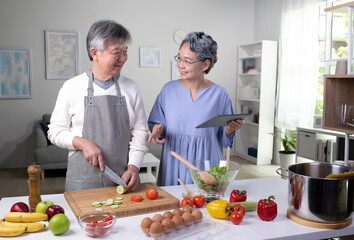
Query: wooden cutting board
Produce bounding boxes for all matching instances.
[64,182,180,218]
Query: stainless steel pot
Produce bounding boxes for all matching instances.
[276,162,353,222]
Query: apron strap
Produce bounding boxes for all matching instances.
[114,74,124,104]
[87,72,94,105]
[87,71,123,105]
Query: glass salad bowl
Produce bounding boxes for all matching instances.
[187,162,241,202]
[78,211,116,237]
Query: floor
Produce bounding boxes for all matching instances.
[0,156,279,199]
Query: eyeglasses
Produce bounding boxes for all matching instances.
[174,55,201,65]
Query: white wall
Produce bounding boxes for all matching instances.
[0,0,280,168]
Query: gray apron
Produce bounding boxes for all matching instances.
[65,73,130,191]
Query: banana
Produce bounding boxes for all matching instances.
[2,221,45,233]
[4,212,47,223]
[0,225,25,237]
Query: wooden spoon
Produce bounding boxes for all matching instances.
[170,151,218,186]
[325,171,354,179]
[177,178,197,198]
[226,146,230,171]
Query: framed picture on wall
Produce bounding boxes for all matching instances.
[171,59,180,80]
[139,47,160,68]
[45,30,79,80]
[0,49,31,99]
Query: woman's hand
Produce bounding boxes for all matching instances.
[72,136,105,171]
[148,124,166,144]
[226,119,244,136]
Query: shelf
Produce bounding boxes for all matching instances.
[237,98,260,102]
[236,41,277,165]
[239,55,262,60]
[323,74,354,135]
[244,121,259,127]
[235,150,257,164]
[324,1,354,13]
[239,73,261,77]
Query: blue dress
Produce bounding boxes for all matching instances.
[148,80,236,186]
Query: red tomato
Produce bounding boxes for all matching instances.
[181,197,194,208]
[193,196,206,208]
[103,215,113,222]
[131,195,143,202]
[94,227,103,236]
[230,211,243,225]
[146,188,159,200]
[232,204,246,217]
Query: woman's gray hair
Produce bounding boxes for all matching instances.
[86,20,132,61]
[180,31,218,74]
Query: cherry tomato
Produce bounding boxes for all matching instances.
[232,204,246,217]
[103,215,113,222]
[94,227,103,236]
[193,196,206,208]
[146,188,159,200]
[181,197,194,208]
[230,211,243,225]
[131,195,143,202]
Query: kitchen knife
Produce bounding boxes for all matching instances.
[103,166,127,187]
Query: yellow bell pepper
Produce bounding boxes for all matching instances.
[206,200,231,219]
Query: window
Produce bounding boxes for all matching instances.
[317,0,350,115]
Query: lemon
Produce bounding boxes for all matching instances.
[116,185,128,195]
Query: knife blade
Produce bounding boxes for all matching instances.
[103,166,127,187]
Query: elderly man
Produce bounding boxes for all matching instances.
[48,20,148,192]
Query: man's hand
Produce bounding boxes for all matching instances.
[72,136,105,171]
[148,124,165,144]
[121,165,140,191]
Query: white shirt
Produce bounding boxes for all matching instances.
[48,73,149,168]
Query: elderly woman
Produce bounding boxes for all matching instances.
[148,31,244,186]
[48,20,148,192]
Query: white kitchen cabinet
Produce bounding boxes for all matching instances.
[235,41,277,165]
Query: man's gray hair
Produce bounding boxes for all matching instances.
[86,20,131,61]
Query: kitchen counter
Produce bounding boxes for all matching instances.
[0,177,352,240]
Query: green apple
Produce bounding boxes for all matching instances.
[49,213,70,235]
[36,201,54,214]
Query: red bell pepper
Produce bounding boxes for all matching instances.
[229,189,247,203]
[257,195,277,221]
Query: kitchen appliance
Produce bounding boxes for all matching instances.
[277,162,353,228]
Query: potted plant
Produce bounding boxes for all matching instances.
[271,130,297,173]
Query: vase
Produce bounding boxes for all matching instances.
[279,151,296,177]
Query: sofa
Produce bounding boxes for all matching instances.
[34,114,68,179]
[34,114,163,181]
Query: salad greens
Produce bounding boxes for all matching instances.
[191,164,229,194]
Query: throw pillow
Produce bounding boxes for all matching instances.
[39,121,53,145]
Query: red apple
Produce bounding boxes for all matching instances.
[10,202,29,212]
[46,205,65,220]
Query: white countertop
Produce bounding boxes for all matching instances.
[0,177,352,240]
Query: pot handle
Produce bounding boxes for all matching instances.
[276,167,290,179]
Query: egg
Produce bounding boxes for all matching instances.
[191,209,203,224]
[140,217,153,236]
[149,221,163,239]
[172,208,183,216]
[171,214,184,231]
[182,212,193,227]
[182,205,193,213]
[163,211,173,219]
[161,217,173,234]
[152,213,163,222]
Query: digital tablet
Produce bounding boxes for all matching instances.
[195,114,250,128]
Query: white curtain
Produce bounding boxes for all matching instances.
[275,0,320,130]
